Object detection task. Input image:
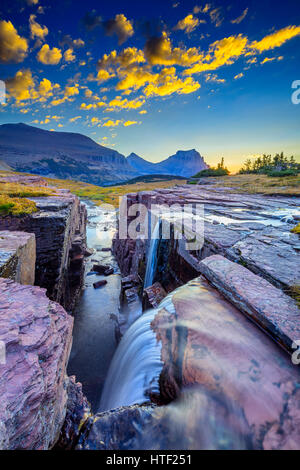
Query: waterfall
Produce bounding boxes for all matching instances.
[99,292,175,412]
[144,219,161,289]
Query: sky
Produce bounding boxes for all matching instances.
[0,0,300,172]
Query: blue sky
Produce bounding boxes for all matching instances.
[0,0,300,171]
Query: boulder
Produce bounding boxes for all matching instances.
[92,264,110,274]
[93,280,107,289]
[151,277,300,449]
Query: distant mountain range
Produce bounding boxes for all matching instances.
[127,149,208,177]
[0,123,208,185]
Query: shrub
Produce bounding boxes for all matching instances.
[267,169,299,177]
[193,167,229,178]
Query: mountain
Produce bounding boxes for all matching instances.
[127,149,208,177]
[0,123,139,185]
[0,123,208,184]
[127,153,158,175]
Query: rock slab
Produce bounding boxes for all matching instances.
[199,255,300,354]
[0,278,73,449]
[0,230,36,285]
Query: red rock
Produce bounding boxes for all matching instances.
[0,231,36,285]
[199,255,300,354]
[93,280,107,288]
[151,276,300,450]
[143,282,167,309]
[92,264,110,274]
[0,278,73,449]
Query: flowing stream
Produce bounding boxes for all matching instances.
[67,202,123,410]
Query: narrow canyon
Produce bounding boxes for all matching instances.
[0,175,299,450]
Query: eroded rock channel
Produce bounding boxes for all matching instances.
[0,177,299,450]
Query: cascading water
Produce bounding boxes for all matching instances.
[144,219,161,289]
[99,291,175,412]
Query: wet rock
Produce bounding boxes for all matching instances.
[151,276,300,449]
[121,274,140,290]
[0,278,73,449]
[55,376,91,450]
[75,391,253,450]
[104,267,114,276]
[92,264,110,274]
[143,282,167,310]
[0,231,36,285]
[93,279,108,288]
[76,404,155,450]
[101,247,111,252]
[124,286,140,304]
[199,255,300,354]
[83,247,94,257]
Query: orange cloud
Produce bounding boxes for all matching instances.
[175,14,199,33]
[250,25,300,52]
[0,20,28,63]
[144,67,200,97]
[37,44,62,64]
[29,14,48,40]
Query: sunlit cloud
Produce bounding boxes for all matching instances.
[104,14,134,45]
[0,20,28,63]
[209,7,224,28]
[64,48,76,62]
[234,72,244,79]
[29,14,48,40]
[80,102,106,110]
[175,14,199,33]
[123,120,138,126]
[144,33,203,66]
[184,34,248,74]
[260,56,283,64]
[205,73,225,83]
[103,119,123,127]
[5,69,60,104]
[69,116,82,122]
[250,25,300,52]
[107,96,145,110]
[37,43,62,64]
[231,8,248,25]
[144,67,200,96]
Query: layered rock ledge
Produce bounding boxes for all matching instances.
[0,177,87,311]
[0,231,36,285]
[0,278,76,449]
[113,185,300,294]
[199,255,300,354]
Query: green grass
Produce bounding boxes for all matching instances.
[0,194,38,216]
[0,179,54,216]
[46,177,185,207]
[198,173,300,196]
